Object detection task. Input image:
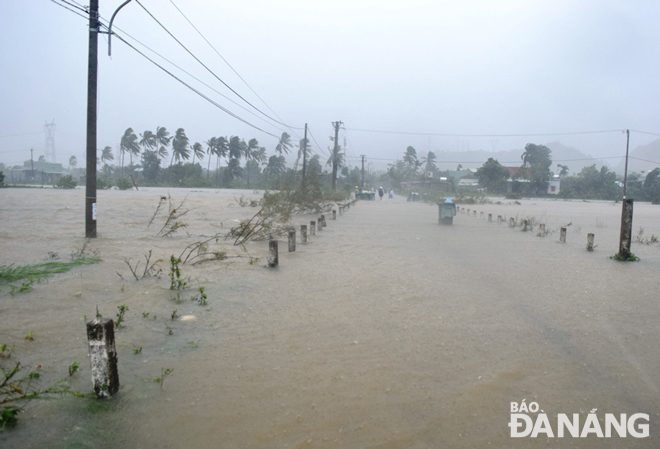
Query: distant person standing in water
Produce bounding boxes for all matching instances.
[388,189,394,199]
[378,187,384,200]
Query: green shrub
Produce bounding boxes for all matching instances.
[54,175,76,189]
[116,178,132,190]
[505,193,522,199]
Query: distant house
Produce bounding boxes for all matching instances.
[8,160,68,184]
[457,173,479,187]
[502,166,560,195]
[400,177,451,192]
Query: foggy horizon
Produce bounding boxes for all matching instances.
[2,1,660,172]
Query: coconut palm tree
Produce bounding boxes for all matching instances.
[214,137,229,185]
[171,128,190,164]
[69,155,77,169]
[420,151,437,174]
[228,136,245,161]
[243,138,265,188]
[275,132,292,155]
[191,142,204,165]
[155,126,171,164]
[403,146,419,169]
[100,146,114,164]
[293,138,311,172]
[206,137,217,179]
[139,130,157,155]
[120,128,139,176]
[225,158,243,183]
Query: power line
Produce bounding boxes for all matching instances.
[97,18,287,136]
[49,0,89,20]
[111,32,280,139]
[629,129,660,137]
[629,156,660,166]
[135,0,294,131]
[167,0,303,132]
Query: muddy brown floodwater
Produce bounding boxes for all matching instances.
[1,187,659,448]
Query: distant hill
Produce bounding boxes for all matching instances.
[613,138,660,175]
[433,141,606,177]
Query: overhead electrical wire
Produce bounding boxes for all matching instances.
[97,18,287,136]
[110,31,280,138]
[167,0,303,133]
[135,0,296,132]
[49,0,89,20]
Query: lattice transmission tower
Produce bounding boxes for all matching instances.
[44,120,57,162]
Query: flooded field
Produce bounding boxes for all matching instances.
[1,187,659,448]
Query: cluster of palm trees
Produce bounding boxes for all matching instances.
[99,127,310,188]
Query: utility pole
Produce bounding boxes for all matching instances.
[360,154,365,190]
[85,0,99,238]
[301,123,308,186]
[331,120,343,191]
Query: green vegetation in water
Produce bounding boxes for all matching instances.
[1,361,83,431]
[0,256,102,294]
[153,368,174,390]
[115,305,129,328]
[53,175,77,189]
[68,361,80,376]
[610,252,640,262]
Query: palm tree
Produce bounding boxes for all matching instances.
[264,154,287,178]
[225,158,243,183]
[275,132,292,155]
[171,128,190,164]
[191,142,204,165]
[69,155,77,169]
[326,145,345,190]
[139,130,157,155]
[100,146,114,164]
[215,137,229,185]
[557,164,569,178]
[206,137,217,179]
[403,146,418,169]
[228,136,245,161]
[420,151,437,174]
[243,138,264,188]
[293,138,310,172]
[155,126,171,165]
[120,128,139,175]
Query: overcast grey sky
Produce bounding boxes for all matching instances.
[2,0,660,170]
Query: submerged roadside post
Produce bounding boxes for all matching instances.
[310,221,316,236]
[332,210,337,220]
[587,233,595,251]
[301,224,307,243]
[288,230,296,252]
[86,318,119,398]
[560,227,567,243]
[268,240,278,267]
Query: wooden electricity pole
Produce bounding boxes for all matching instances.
[85,0,99,238]
[331,120,343,191]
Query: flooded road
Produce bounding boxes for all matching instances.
[1,188,659,448]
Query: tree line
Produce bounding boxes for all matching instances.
[95,126,342,191]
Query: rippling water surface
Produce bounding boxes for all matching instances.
[1,188,659,448]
